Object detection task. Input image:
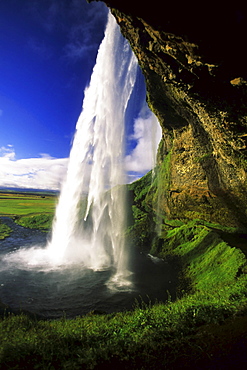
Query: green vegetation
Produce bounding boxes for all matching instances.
[15,213,54,230]
[150,220,247,294]
[153,150,172,205]
[0,220,12,239]
[0,222,246,368]
[0,192,57,217]
[0,178,247,368]
[126,171,156,249]
[194,152,212,164]
[0,191,57,236]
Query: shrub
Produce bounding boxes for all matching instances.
[16,213,53,230]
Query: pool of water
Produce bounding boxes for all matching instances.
[0,217,177,319]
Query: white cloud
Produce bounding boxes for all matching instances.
[125,111,162,176]
[0,110,162,191]
[0,147,68,190]
[0,145,15,160]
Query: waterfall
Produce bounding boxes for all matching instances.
[47,12,138,284]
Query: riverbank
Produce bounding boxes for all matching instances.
[0,216,179,319]
[0,285,246,369]
[0,218,246,368]
[0,220,12,240]
[0,188,247,368]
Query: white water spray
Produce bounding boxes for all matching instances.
[47,13,138,282]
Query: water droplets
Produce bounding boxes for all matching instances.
[47,12,138,286]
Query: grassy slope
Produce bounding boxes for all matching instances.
[1,222,246,369]
[0,180,247,368]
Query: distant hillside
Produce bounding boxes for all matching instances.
[0,187,59,196]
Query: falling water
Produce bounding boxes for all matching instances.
[47,12,138,284]
[0,11,176,318]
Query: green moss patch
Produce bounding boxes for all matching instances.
[127,171,156,249]
[15,213,54,231]
[0,221,12,239]
[151,221,247,304]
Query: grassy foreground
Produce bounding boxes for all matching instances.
[0,187,247,368]
[1,220,247,369]
[1,294,246,369]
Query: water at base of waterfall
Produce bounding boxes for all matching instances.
[0,218,177,319]
[0,12,167,318]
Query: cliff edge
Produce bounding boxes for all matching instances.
[90,1,247,228]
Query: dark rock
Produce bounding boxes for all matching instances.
[90,1,247,228]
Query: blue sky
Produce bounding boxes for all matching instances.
[0,0,161,190]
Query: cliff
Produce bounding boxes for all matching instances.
[90,1,247,229]
[0,5,247,368]
[111,1,247,229]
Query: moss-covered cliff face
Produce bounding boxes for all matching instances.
[90,1,247,228]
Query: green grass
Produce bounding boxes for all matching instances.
[0,221,12,239]
[150,221,247,308]
[0,192,57,235]
[0,286,246,369]
[169,223,246,291]
[0,220,246,368]
[15,213,54,230]
[0,190,247,368]
[0,192,57,216]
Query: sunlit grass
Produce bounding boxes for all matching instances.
[1,284,246,369]
[0,192,57,216]
[0,192,57,235]
[0,218,247,368]
[0,190,247,368]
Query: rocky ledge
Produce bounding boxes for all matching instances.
[90,1,247,228]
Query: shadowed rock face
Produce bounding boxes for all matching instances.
[90,1,247,228]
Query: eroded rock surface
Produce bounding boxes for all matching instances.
[90,1,247,227]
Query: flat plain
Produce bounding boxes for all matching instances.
[0,191,57,217]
